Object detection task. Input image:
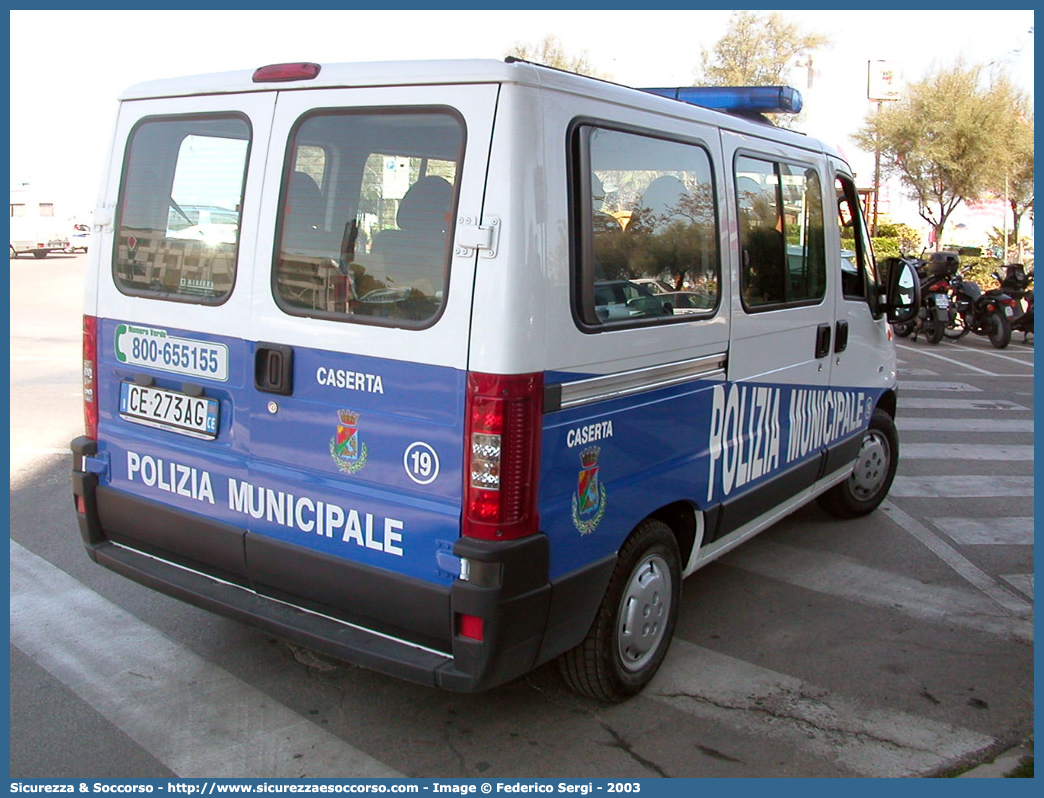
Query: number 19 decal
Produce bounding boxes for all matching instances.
[404,441,440,485]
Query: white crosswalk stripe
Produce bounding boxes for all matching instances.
[10,540,404,779]
[648,640,996,778]
[897,397,1028,411]
[899,380,981,392]
[931,517,1034,546]
[890,475,1034,498]
[720,539,1032,638]
[897,418,1033,432]
[900,443,1035,460]
[891,347,1034,626]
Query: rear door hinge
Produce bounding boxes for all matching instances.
[455,216,500,259]
[92,204,115,233]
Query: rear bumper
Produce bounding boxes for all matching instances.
[71,437,613,693]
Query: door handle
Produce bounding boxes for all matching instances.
[254,343,294,395]
[815,323,832,359]
[834,320,849,353]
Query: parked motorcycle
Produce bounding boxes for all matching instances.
[890,256,951,344]
[938,251,1017,349]
[993,264,1033,341]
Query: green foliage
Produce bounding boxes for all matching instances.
[853,61,1029,247]
[505,35,607,79]
[696,11,828,86]
[694,11,828,129]
[870,237,901,258]
[844,222,921,259]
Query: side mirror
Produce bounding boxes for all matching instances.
[883,257,920,324]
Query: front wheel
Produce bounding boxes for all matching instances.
[924,318,945,344]
[559,519,681,703]
[818,409,899,519]
[988,312,1012,349]
[892,321,914,338]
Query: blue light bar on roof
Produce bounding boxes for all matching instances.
[639,85,804,115]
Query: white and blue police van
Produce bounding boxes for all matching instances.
[71,59,919,702]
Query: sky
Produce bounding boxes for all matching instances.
[9,8,1035,227]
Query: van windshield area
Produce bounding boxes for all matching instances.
[275,110,464,328]
[114,116,250,303]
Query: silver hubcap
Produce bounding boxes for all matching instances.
[849,429,890,501]
[617,553,671,672]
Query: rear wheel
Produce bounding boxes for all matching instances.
[559,519,681,703]
[818,409,898,518]
[988,312,1012,349]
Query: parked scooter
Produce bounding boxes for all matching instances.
[992,264,1033,341]
[890,255,951,344]
[938,251,1017,349]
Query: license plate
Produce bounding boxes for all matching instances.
[119,382,219,439]
[933,293,949,309]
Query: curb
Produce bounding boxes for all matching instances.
[958,738,1033,778]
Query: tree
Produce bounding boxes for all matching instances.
[696,11,828,87]
[1005,118,1034,248]
[853,61,1019,250]
[505,35,607,79]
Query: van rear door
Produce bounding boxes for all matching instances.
[92,91,275,583]
[242,84,499,646]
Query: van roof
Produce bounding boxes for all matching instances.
[120,58,843,162]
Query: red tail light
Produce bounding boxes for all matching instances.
[83,315,98,440]
[463,372,543,540]
[252,63,321,83]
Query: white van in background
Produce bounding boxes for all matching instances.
[71,59,919,702]
[10,184,70,258]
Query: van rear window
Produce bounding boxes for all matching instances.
[274,109,464,328]
[114,115,250,304]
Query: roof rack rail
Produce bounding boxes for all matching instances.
[638,85,803,116]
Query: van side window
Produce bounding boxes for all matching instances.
[114,115,250,304]
[274,110,463,328]
[736,156,825,310]
[835,176,880,313]
[573,125,719,328]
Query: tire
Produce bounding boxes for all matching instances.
[559,519,681,703]
[988,312,1012,349]
[892,321,914,338]
[818,408,898,519]
[924,318,945,344]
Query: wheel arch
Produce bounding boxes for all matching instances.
[649,500,699,570]
[877,388,897,420]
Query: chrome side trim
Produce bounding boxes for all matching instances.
[558,353,727,410]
